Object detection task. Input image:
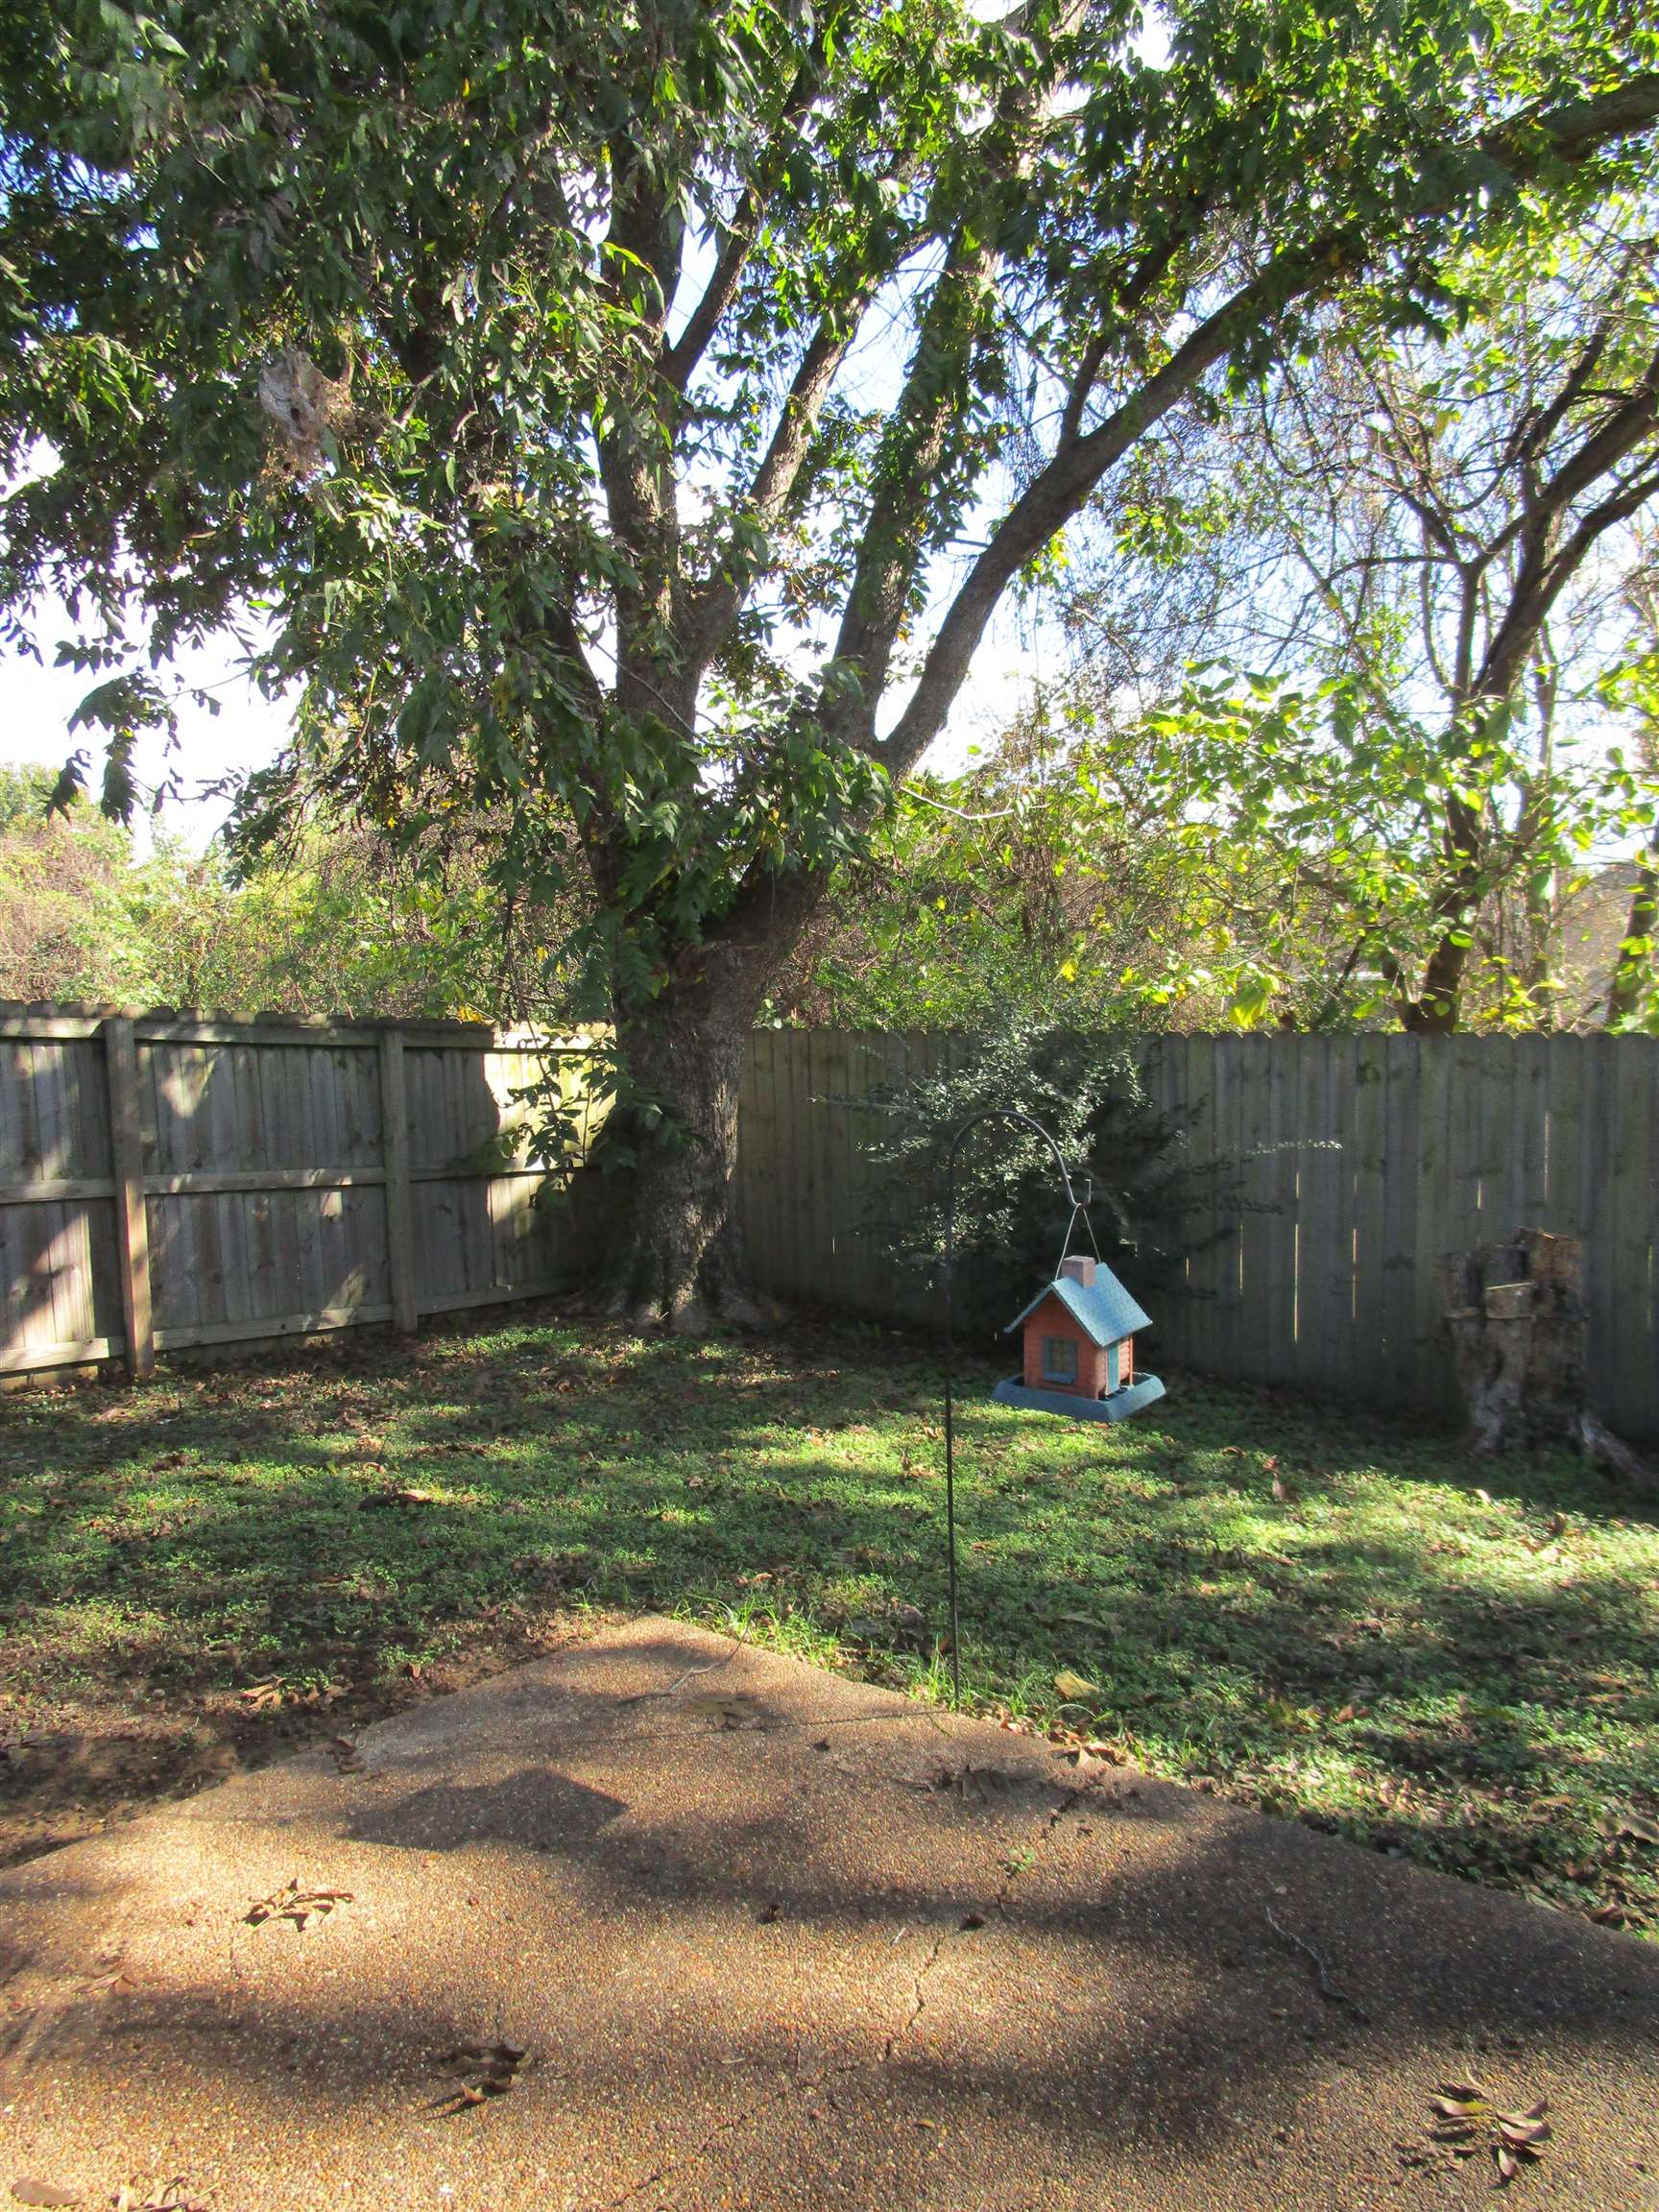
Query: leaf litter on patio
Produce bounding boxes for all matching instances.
[243,1879,352,1932]
[1430,2080,1552,2183]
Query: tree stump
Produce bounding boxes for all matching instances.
[1436,1229,1653,1492]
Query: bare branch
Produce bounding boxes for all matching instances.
[660,47,828,394]
[1472,350,1659,702]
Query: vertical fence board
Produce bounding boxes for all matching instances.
[1233,1038,1273,1381]
[380,1032,417,1331]
[1348,1037,1386,1394]
[105,1019,153,1377]
[1409,1037,1455,1409]
[1577,1035,1617,1424]
[14,1043,43,1180]
[31,1048,71,1350]
[741,1031,779,1288]
[810,1028,848,1305]
[1288,1040,1327,1389]
[1598,1040,1648,1438]
[1211,1034,1244,1381]
[738,1030,765,1274]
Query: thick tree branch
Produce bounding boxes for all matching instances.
[1473,352,1659,704]
[598,134,688,726]
[679,294,871,671]
[1607,848,1659,1024]
[821,0,1090,732]
[660,48,827,395]
[1055,217,1202,448]
[1058,330,1112,449]
[1501,319,1611,479]
[870,75,1659,779]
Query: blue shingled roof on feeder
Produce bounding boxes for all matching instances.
[1003,1266,1152,1345]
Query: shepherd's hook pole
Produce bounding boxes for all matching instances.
[942,1110,1084,1708]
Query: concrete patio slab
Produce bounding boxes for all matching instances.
[2,1618,1655,2210]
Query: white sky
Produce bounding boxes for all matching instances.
[0,627,290,849]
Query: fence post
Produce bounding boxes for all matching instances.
[379,1027,419,1332]
[104,1015,155,1381]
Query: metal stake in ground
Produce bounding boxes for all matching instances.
[942,1109,1089,1707]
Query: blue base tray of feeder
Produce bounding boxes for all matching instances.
[992,1373,1166,1423]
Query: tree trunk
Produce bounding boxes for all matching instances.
[589,967,773,1332]
[1436,1228,1654,1492]
[1399,940,1467,1035]
[1606,851,1658,1027]
[1396,802,1482,1035]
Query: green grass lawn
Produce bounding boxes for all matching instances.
[1,1310,1655,1936]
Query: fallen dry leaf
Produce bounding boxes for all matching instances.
[244,1880,353,1933]
[236,1678,285,1711]
[1590,1899,1639,1927]
[434,2040,528,2112]
[1052,1669,1101,1704]
[113,2185,210,2212]
[677,1693,753,1728]
[12,2185,82,2208]
[1428,2081,1551,2183]
[1082,1738,1129,1765]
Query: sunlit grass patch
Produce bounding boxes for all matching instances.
[0,1312,1654,1931]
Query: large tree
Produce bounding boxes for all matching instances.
[1050,209,1659,1032]
[4,0,1658,1321]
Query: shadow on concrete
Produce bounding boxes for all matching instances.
[3,1625,1658,2209]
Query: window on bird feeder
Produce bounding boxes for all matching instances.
[1041,1336,1077,1383]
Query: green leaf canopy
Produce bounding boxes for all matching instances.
[2,0,1657,1010]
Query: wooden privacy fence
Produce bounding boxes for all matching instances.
[5,1013,1658,1441]
[732,1029,1659,1443]
[0,1004,607,1377]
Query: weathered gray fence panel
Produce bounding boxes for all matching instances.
[5,1011,1658,1434]
[733,1029,1659,1443]
[0,1007,600,1375]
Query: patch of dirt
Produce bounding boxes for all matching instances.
[0,1611,599,1868]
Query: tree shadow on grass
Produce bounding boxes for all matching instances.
[2,1321,1654,1929]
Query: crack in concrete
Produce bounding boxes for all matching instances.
[586,1769,1097,2211]
[882,1924,950,2063]
[590,2047,875,2212]
[882,1775,1089,2064]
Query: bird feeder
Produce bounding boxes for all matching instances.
[938,1107,1166,1703]
[993,1254,1165,1423]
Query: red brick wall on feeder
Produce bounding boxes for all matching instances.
[1016,1257,1138,1400]
[994,1254,1165,1425]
